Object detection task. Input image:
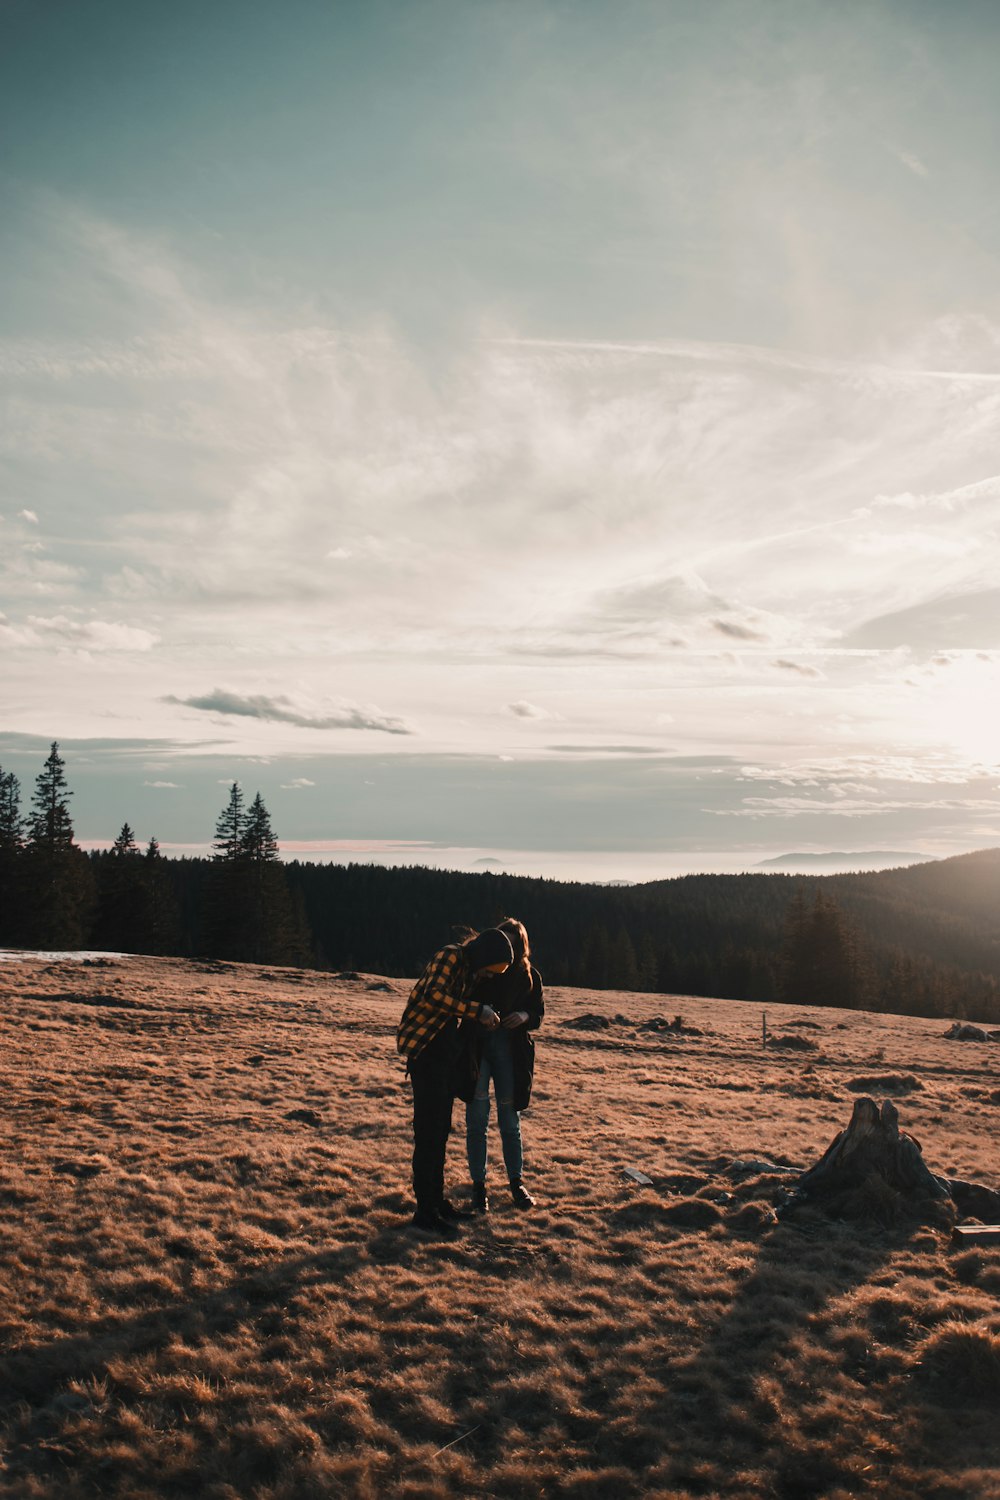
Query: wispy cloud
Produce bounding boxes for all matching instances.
[165,688,413,736]
[886,143,929,179]
[545,744,665,755]
[711,617,768,642]
[0,613,158,651]
[722,794,1000,819]
[773,658,823,678]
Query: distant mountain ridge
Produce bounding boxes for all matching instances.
[758,851,933,871]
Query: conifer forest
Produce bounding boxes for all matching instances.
[2,744,999,1023]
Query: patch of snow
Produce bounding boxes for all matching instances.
[0,949,130,964]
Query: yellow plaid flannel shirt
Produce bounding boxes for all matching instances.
[396,946,482,1059]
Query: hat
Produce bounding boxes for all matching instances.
[463,928,513,971]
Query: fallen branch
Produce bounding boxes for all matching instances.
[430,1425,481,1459]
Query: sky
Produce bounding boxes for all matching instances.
[2,0,1000,881]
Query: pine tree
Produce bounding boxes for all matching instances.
[205,784,247,957]
[239,793,301,964]
[142,836,180,954]
[608,925,639,990]
[94,822,146,951]
[23,742,93,947]
[780,888,867,1009]
[113,823,139,857]
[204,786,304,963]
[29,742,75,854]
[213,783,246,860]
[240,793,279,863]
[0,766,25,943]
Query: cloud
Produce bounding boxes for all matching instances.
[735,755,995,787]
[843,587,1000,651]
[166,688,413,736]
[0,613,159,651]
[545,744,664,755]
[591,572,724,625]
[508,700,548,719]
[773,658,823,678]
[887,144,929,179]
[280,777,316,789]
[711,617,768,642]
[19,509,39,524]
[722,794,1000,819]
[143,780,179,789]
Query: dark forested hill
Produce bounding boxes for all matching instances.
[279,848,1000,1023]
[8,748,994,1020]
[850,848,1000,972]
[10,844,997,1024]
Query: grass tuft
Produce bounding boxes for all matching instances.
[917,1320,1000,1404]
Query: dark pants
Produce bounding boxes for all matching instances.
[409,1023,460,1213]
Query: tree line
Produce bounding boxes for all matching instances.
[2,744,998,1023]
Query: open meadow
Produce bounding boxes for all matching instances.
[1,953,999,1499]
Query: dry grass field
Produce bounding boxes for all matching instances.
[2,953,999,1500]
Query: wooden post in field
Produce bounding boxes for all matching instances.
[762,1011,767,1049]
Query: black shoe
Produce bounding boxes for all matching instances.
[471,1181,489,1214]
[438,1198,473,1222]
[510,1180,535,1209]
[410,1208,459,1238]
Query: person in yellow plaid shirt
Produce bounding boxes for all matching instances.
[398,928,512,1236]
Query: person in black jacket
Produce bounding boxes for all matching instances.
[464,916,544,1211]
[397,928,511,1237]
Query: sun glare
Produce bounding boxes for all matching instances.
[915,656,1000,768]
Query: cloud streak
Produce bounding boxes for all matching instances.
[165,689,413,736]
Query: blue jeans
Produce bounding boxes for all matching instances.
[466,1029,523,1183]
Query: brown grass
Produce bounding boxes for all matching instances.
[1,955,999,1498]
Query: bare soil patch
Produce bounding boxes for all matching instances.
[2,956,999,1498]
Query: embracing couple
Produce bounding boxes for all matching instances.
[396,917,545,1238]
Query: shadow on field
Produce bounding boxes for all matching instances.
[641,1214,910,1498]
[3,1218,438,1412]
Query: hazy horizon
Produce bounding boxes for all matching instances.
[3,2,1000,864]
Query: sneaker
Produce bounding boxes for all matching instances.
[510,1180,535,1210]
[410,1209,458,1238]
[471,1181,490,1214]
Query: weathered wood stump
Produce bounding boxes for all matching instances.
[781,1096,1000,1225]
[796,1096,948,1200]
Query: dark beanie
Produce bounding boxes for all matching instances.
[463,928,513,970]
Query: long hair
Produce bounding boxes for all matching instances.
[497,916,530,972]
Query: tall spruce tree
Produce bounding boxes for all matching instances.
[23,742,93,947]
[203,787,308,963]
[780,887,867,1009]
[94,822,146,952]
[143,836,180,955]
[204,783,247,958]
[213,783,246,860]
[0,766,25,943]
[241,793,279,863]
[238,792,301,962]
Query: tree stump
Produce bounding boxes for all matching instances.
[797,1096,948,1198]
[782,1096,1000,1225]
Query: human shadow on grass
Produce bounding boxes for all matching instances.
[3,1197,474,1411]
[602,1185,956,1499]
[2,1202,519,1491]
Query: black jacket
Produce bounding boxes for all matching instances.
[464,963,544,1111]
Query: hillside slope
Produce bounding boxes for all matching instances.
[2,953,998,1499]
